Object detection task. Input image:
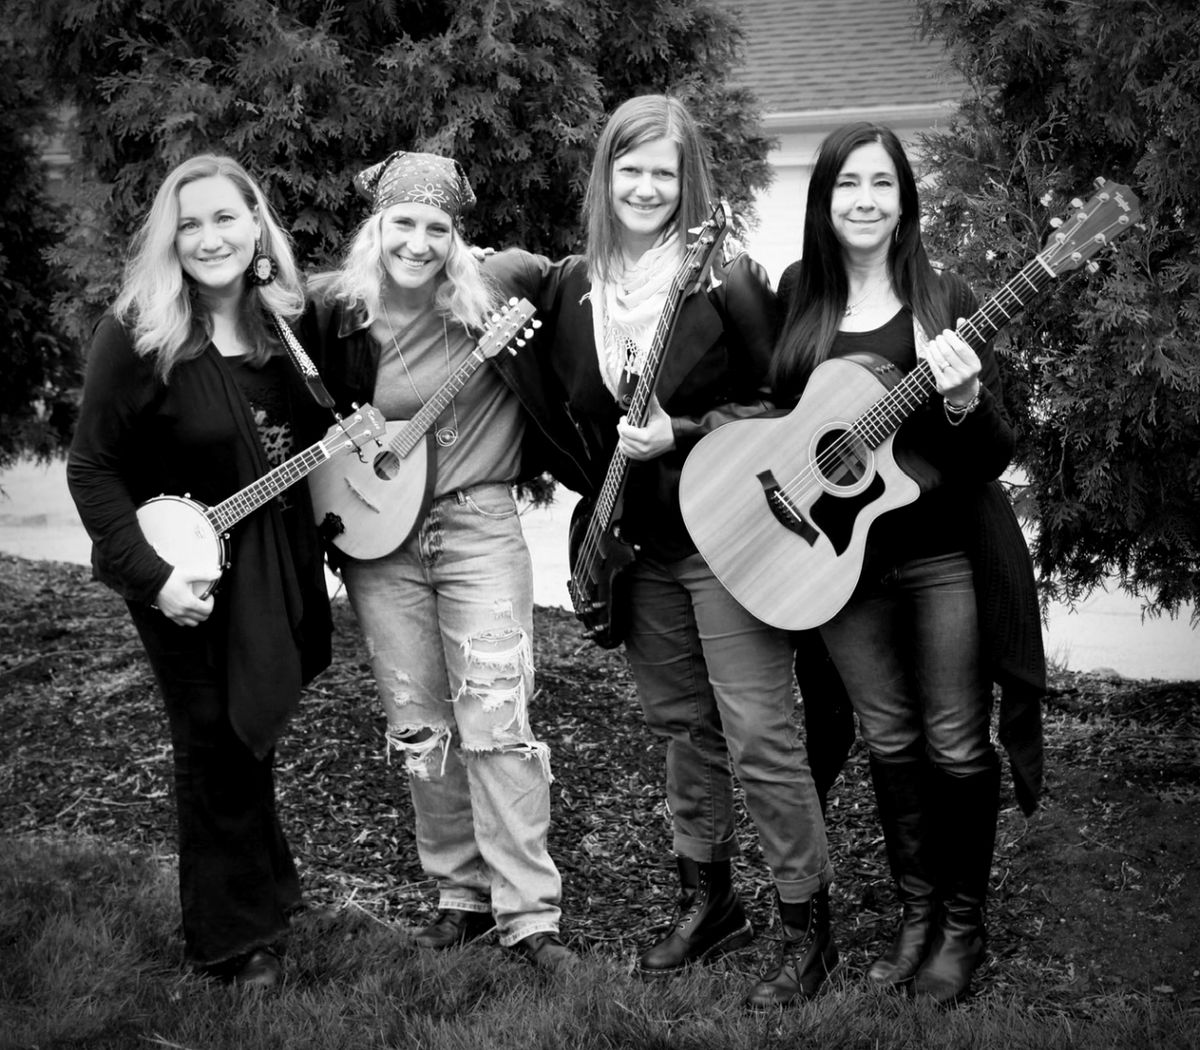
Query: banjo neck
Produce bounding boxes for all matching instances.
[206,433,347,535]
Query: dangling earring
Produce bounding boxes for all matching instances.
[245,239,278,285]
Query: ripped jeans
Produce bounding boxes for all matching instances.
[341,483,561,945]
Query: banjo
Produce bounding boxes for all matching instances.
[136,403,385,598]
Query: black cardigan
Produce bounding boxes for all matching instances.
[779,262,1047,813]
[67,314,333,758]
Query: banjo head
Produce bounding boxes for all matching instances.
[135,495,225,598]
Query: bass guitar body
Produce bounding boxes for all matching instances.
[307,421,435,560]
[136,495,228,599]
[566,496,637,650]
[678,356,919,631]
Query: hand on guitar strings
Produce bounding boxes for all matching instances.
[153,567,215,627]
[617,395,676,461]
[926,325,982,408]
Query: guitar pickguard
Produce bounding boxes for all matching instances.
[808,472,887,556]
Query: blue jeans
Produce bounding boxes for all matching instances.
[342,483,561,945]
[819,552,995,773]
[623,553,832,902]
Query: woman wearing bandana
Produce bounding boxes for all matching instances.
[302,152,590,971]
[529,95,837,1007]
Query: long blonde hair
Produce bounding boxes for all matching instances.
[113,154,304,381]
[313,209,496,332]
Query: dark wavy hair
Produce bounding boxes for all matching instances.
[770,122,955,398]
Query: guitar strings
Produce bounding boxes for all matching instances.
[572,232,714,592]
[769,253,1056,508]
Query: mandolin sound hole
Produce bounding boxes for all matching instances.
[373,450,401,481]
[813,427,872,491]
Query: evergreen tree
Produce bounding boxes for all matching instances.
[0,30,74,470]
[917,0,1200,614]
[28,0,772,350]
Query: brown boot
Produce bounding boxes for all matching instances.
[744,887,838,1008]
[411,908,495,949]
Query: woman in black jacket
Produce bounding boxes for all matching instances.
[535,95,837,1008]
[773,122,1045,1005]
[67,154,332,990]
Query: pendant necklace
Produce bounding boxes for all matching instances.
[844,274,888,317]
[383,311,460,447]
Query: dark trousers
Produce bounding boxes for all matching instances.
[129,603,301,967]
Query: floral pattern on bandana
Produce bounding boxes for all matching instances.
[354,151,476,219]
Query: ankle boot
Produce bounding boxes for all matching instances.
[744,887,838,1008]
[636,857,753,976]
[866,754,937,986]
[914,756,1000,1005]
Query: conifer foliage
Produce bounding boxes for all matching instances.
[27,0,771,349]
[0,32,75,471]
[917,0,1200,614]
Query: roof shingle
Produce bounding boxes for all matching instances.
[725,0,966,113]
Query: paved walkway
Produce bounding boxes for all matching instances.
[2,458,1196,680]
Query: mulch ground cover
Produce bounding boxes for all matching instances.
[2,552,1197,1015]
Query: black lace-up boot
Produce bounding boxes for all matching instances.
[744,886,838,1008]
[636,857,753,976]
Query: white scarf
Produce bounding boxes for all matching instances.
[590,231,682,398]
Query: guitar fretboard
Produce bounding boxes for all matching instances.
[852,255,1057,449]
[580,225,724,556]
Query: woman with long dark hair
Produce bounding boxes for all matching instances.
[773,122,1044,1005]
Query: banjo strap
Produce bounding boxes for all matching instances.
[272,312,338,415]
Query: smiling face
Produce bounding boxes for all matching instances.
[829,140,902,262]
[174,175,260,298]
[610,136,682,259]
[378,201,452,298]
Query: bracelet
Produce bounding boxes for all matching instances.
[943,391,981,426]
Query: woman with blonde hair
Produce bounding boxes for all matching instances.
[303,151,590,971]
[68,154,333,989]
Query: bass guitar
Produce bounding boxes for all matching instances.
[679,178,1140,631]
[136,402,385,598]
[567,200,732,648]
[307,298,539,560]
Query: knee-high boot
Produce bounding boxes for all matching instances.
[743,886,838,1008]
[914,754,1001,1005]
[636,856,753,976]
[866,754,937,986]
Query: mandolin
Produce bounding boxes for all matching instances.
[307,298,539,560]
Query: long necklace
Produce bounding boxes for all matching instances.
[382,311,460,448]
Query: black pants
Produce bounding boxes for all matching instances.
[129,602,301,966]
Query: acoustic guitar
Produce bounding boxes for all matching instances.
[678,179,1141,631]
[307,298,539,560]
[567,200,732,648]
[136,402,385,598]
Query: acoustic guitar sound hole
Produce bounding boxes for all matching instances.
[814,428,872,490]
[373,450,401,481]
